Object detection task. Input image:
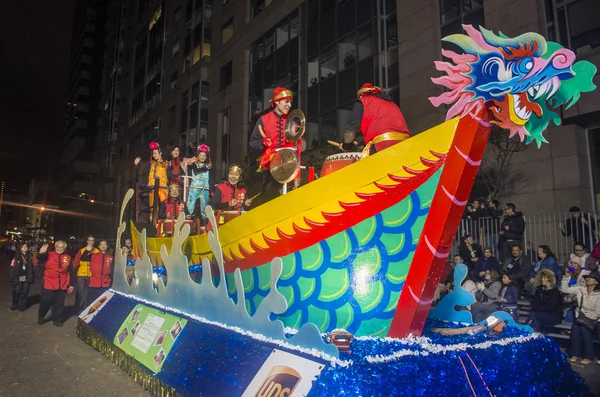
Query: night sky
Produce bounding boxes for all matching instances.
[0,0,76,192]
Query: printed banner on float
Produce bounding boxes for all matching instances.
[79,291,115,324]
[113,304,188,372]
[242,349,325,397]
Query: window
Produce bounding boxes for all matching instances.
[440,0,484,37]
[191,82,200,102]
[201,81,210,100]
[174,6,182,25]
[552,0,600,52]
[358,25,373,60]
[320,46,337,80]
[220,61,232,90]
[221,18,233,45]
[170,71,178,89]
[168,106,176,125]
[221,108,231,169]
[251,0,273,19]
[338,35,357,70]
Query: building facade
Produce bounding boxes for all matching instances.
[57,0,109,236]
[102,0,599,229]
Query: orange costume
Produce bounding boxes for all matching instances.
[146,142,168,207]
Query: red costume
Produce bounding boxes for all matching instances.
[344,83,410,157]
[249,87,294,170]
[159,197,188,220]
[212,181,248,211]
[37,251,72,290]
[87,252,114,288]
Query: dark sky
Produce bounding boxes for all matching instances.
[0,0,76,193]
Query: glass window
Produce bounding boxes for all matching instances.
[567,0,600,50]
[308,57,320,87]
[308,0,319,25]
[320,110,337,144]
[386,14,398,48]
[305,119,319,150]
[174,6,182,25]
[440,0,460,24]
[358,57,374,85]
[289,36,299,65]
[337,0,355,38]
[338,35,357,70]
[320,46,337,80]
[193,45,201,64]
[321,0,335,16]
[307,86,319,119]
[192,82,200,102]
[387,62,399,87]
[200,108,209,122]
[221,18,233,45]
[338,104,354,139]
[357,0,373,26]
[264,30,275,56]
[319,13,336,49]
[220,61,232,90]
[201,81,209,100]
[190,103,199,130]
[202,41,211,57]
[276,20,289,49]
[170,71,178,89]
[263,54,275,86]
[358,25,373,60]
[290,11,299,39]
[338,65,356,105]
[275,44,288,76]
[320,76,337,113]
[307,24,319,57]
[172,39,180,57]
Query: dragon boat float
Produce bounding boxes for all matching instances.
[77,25,597,396]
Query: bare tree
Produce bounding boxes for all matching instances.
[479,126,527,199]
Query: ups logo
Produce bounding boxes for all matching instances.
[255,365,301,397]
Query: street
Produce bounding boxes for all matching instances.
[0,256,147,397]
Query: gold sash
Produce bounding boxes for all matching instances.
[361,131,410,158]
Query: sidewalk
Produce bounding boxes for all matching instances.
[0,256,148,397]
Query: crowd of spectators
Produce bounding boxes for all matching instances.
[4,236,126,327]
[440,201,600,366]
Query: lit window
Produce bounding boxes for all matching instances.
[221,18,234,45]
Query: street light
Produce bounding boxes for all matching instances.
[40,206,46,211]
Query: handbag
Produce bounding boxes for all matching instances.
[575,313,597,331]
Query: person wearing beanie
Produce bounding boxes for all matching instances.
[339,82,410,158]
[249,87,294,201]
[560,206,597,252]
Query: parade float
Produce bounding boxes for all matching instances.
[78,25,597,396]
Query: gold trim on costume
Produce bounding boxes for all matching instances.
[271,90,293,102]
[361,131,410,158]
[357,85,382,99]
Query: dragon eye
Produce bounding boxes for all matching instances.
[517,57,534,74]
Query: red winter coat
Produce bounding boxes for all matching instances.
[85,251,114,288]
[37,251,72,290]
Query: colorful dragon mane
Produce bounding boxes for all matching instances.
[430,25,597,146]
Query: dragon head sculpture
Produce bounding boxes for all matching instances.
[430,25,596,146]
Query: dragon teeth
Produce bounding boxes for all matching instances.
[547,76,560,98]
[528,87,535,96]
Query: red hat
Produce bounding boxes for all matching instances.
[270,87,293,107]
[357,82,383,99]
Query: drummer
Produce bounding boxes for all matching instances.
[212,165,253,212]
[339,82,410,158]
[249,87,294,201]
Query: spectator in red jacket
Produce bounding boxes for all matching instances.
[36,241,74,326]
[81,239,114,304]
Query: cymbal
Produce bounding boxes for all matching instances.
[270,148,299,183]
[285,109,306,142]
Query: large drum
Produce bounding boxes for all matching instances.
[320,152,361,177]
[219,210,246,225]
[158,219,198,237]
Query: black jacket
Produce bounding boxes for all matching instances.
[501,212,525,240]
[531,286,562,322]
[9,252,36,284]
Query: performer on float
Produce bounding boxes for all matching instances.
[211,165,253,212]
[167,145,187,188]
[339,82,410,158]
[134,142,168,210]
[158,183,190,221]
[249,87,294,200]
[186,144,212,224]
